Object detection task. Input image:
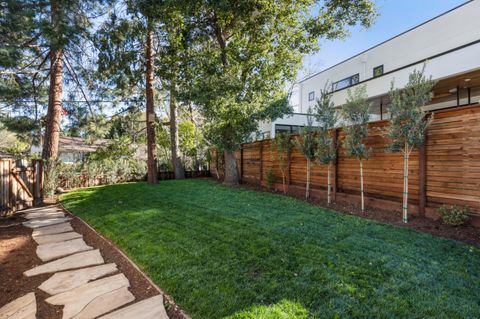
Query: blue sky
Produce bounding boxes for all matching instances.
[300,0,467,78]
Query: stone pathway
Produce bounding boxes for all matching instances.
[0,205,169,319]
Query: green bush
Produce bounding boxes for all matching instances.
[438,205,470,226]
[265,169,274,190]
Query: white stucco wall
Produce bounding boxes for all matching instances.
[299,0,480,110]
[260,1,480,139]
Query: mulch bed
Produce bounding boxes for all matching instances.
[0,215,62,319]
[232,180,480,247]
[0,206,188,319]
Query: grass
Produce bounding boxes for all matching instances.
[61,179,480,319]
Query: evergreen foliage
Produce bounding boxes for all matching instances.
[314,86,338,204]
[296,114,318,199]
[388,68,434,222]
[342,85,370,211]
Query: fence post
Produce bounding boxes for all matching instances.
[259,140,264,185]
[240,145,244,183]
[332,128,339,201]
[418,136,427,216]
[8,160,14,212]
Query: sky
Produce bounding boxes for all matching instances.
[300,0,467,79]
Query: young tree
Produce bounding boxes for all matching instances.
[314,87,338,205]
[388,68,434,223]
[296,115,317,199]
[189,0,376,186]
[342,85,371,212]
[274,132,294,194]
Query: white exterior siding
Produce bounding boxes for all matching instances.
[259,0,480,139]
[300,0,480,110]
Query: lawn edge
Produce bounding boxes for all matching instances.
[58,202,192,319]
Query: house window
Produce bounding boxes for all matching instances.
[373,65,384,77]
[308,91,315,101]
[332,74,360,91]
[275,124,303,134]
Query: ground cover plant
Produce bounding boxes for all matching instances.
[61,179,480,319]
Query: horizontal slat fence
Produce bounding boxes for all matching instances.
[211,104,480,223]
[0,159,43,216]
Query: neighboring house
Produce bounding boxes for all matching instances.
[259,1,480,139]
[31,137,149,163]
[30,137,109,163]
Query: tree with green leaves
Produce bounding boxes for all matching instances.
[342,85,371,212]
[296,114,318,199]
[387,68,434,223]
[314,86,338,205]
[274,132,294,194]
[189,0,376,186]
[96,0,161,183]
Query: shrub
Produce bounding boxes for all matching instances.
[438,205,470,226]
[43,159,62,197]
[265,169,274,190]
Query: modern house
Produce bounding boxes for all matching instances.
[258,0,480,139]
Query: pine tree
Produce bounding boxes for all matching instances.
[314,86,338,204]
[387,68,434,223]
[342,85,371,211]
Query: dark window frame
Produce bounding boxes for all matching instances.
[308,91,315,101]
[275,124,304,134]
[332,73,360,92]
[373,65,384,77]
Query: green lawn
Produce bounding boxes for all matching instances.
[61,179,480,319]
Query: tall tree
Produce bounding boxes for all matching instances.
[1,0,110,159]
[314,86,338,205]
[296,114,317,199]
[96,1,161,183]
[145,16,158,183]
[189,0,376,186]
[342,85,371,212]
[388,68,434,223]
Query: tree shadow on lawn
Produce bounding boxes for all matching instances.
[61,180,480,319]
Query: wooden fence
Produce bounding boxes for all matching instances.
[211,104,480,224]
[0,159,44,216]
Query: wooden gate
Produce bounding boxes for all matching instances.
[0,159,43,216]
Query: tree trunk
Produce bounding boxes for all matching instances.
[360,159,365,212]
[306,158,311,199]
[403,152,410,223]
[327,162,332,205]
[145,20,158,184]
[223,150,239,186]
[42,49,63,160]
[169,86,184,179]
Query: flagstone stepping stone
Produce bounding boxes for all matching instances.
[0,292,36,319]
[24,211,65,220]
[39,263,118,295]
[24,249,104,277]
[36,238,93,262]
[32,222,73,237]
[19,206,58,213]
[33,232,82,245]
[23,217,71,229]
[98,295,169,319]
[46,274,133,319]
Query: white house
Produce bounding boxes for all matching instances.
[258,0,480,139]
